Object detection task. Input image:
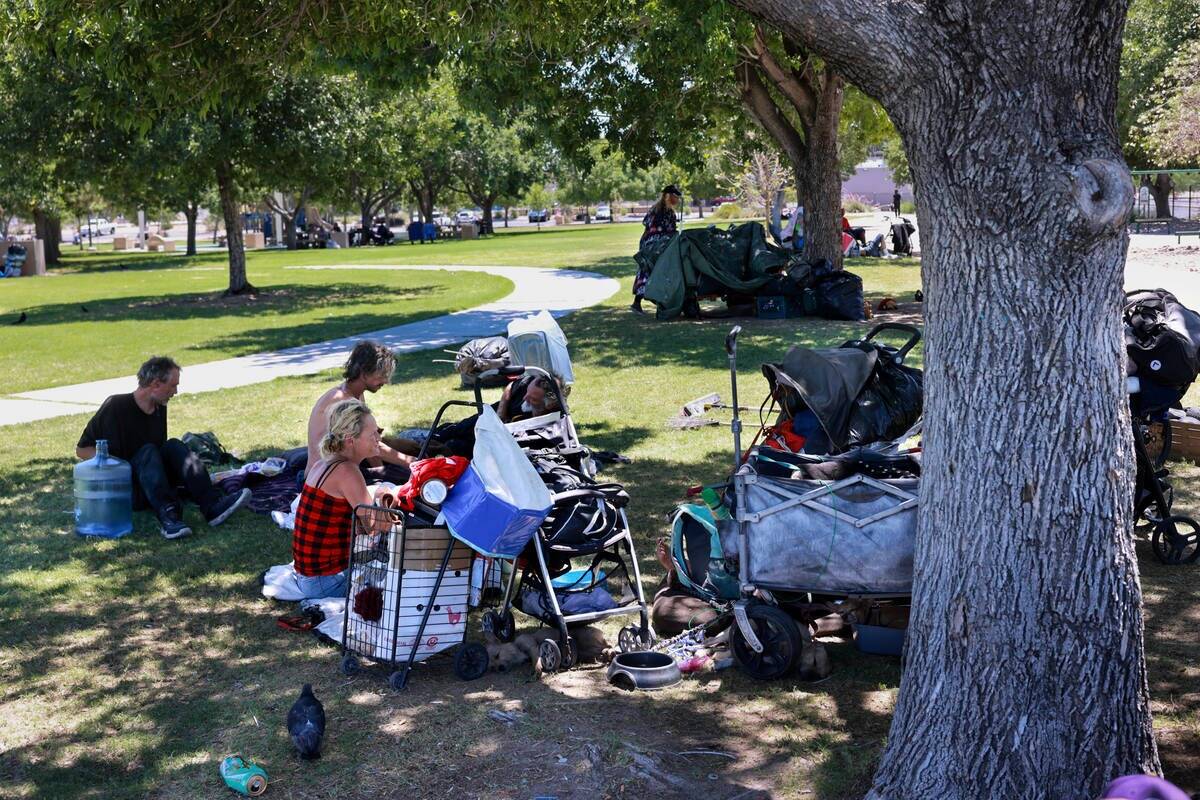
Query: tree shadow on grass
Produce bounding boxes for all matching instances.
[0,447,902,800]
[7,283,445,327]
[55,250,228,275]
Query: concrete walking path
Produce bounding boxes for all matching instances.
[1,264,619,427]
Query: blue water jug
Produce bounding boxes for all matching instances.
[74,439,133,538]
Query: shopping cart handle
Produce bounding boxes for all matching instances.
[725,325,742,357]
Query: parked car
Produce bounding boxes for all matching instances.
[528,209,549,223]
[433,214,455,228]
[594,205,612,221]
[456,210,478,224]
[82,218,117,235]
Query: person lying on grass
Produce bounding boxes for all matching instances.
[306,340,414,485]
[293,399,390,599]
[75,355,251,540]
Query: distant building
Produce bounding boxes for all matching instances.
[842,157,912,206]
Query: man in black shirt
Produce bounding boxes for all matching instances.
[76,356,250,539]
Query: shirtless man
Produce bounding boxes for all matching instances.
[306,341,414,484]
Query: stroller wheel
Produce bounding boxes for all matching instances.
[731,604,803,681]
[560,637,577,669]
[1152,516,1200,565]
[482,610,516,643]
[454,642,490,681]
[539,639,562,673]
[340,654,361,677]
[618,625,654,653]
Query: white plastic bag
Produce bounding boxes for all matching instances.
[506,310,575,387]
[473,406,551,508]
[441,406,552,557]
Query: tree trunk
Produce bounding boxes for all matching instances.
[481,194,497,232]
[1148,172,1174,218]
[798,67,844,267]
[360,199,373,245]
[504,206,510,227]
[33,209,62,265]
[184,202,198,256]
[283,213,298,250]
[698,200,704,219]
[215,159,253,295]
[734,2,1158,798]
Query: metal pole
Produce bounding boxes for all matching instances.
[726,326,743,472]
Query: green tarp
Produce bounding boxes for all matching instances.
[641,222,800,319]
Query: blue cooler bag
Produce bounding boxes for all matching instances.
[442,406,552,558]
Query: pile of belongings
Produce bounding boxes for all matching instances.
[640,221,865,321]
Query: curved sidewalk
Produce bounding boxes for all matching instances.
[1,265,619,427]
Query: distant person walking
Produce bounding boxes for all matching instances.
[631,184,682,315]
[892,189,902,216]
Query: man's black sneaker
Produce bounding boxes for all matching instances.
[160,519,193,540]
[207,488,252,527]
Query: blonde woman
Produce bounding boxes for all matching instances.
[291,399,382,599]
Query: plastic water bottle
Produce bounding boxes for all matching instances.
[74,439,133,538]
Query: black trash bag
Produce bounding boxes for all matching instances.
[890,219,915,256]
[455,335,510,388]
[843,352,923,448]
[813,271,866,321]
[1124,289,1200,390]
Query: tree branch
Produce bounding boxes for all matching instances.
[732,0,934,107]
[736,58,807,168]
[753,26,817,126]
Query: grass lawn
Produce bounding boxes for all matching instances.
[1,229,1196,799]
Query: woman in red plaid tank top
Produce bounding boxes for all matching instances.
[292,399,382,599]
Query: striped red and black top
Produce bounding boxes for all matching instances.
[293,462,353,577]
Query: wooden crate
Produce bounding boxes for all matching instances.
[389,525,472,572]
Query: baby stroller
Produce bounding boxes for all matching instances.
[1126,289,1200,564]
[670,324,923,680]
[482,447,653,671]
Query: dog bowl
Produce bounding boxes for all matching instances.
[607,651,681,691]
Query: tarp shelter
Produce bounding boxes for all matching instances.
[642,222,800,319]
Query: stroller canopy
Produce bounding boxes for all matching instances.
[762,325,924,454]
[764,347,878,453]
[643,222,796,319]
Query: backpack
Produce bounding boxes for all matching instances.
[668,504,740,603]
[1125,289,1200,389]
[530,455,628,553]
[181,431,236,466]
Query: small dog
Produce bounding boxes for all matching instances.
[484,625,616,675]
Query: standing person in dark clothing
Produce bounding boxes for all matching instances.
[892,189,902,216]
[631,184,682,314]
[75,356,250,540]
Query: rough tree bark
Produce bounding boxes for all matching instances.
[734,1,1157,798]
[183,201,198,257]
[215,158,253,295]
[736,28,845,266]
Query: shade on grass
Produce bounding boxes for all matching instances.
[1,228,1195,798]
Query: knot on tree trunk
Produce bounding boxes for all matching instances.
[1067,158,1133,237]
